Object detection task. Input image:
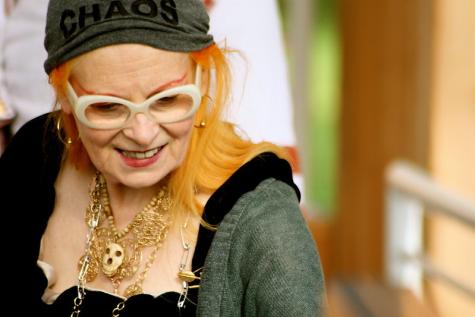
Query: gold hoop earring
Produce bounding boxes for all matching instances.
[56,116,78,146]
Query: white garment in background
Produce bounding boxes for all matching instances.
[2,0,53,133]
[0,3,14,122]
[209,0,296,146]
[209,0,303,193]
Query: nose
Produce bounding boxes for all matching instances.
[122,113,159,146]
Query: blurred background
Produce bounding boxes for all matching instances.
[279,0,475,316]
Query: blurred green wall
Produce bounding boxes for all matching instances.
[279,0,340,215]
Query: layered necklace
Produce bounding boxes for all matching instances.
[76,172,171,300]
[73,172,200,316]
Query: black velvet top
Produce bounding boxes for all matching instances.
[0,114,299,316]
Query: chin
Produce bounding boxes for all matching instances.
[117,174,164,189]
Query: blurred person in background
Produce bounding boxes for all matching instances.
[0,0,54,137]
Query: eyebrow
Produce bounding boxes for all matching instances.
[73,72,188,98]
[147,72,188,97]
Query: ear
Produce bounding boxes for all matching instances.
[59,99,73,115]
[57,90,73,114]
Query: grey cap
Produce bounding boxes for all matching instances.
[44,0,214,74]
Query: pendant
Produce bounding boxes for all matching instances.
[102,242,125,277]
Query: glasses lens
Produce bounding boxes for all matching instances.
[149,93,195,123]
[84,102,130,127]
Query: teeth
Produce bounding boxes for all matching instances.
[122,146,161,159]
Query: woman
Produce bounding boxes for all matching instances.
[0,0,324,316]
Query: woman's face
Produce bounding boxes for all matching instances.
[65,44,197,189]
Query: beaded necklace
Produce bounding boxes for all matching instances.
[73,172,171,316]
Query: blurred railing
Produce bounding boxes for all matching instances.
[385,160,475,299]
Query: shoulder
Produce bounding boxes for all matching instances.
[204,152,305,258]
[226,177,301,232]
[200,151,304,269]
[202,152,300,225]
[1,113,56,165]
[220,177,309,260]
[0,112,62,207]
[13,112,52,137]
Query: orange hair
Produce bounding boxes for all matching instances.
[49,44,289,223]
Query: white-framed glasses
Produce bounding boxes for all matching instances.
[66,65,202,130]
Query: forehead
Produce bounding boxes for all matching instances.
[70,43,191,83]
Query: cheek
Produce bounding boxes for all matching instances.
[164,119,194,156]
[76,124,117,160]
[164,118,194,141]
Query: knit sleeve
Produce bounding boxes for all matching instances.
[237,180,325,316]
[197,178,326,317]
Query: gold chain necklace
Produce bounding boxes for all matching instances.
[78,173,171,297]
[72,172,102,317]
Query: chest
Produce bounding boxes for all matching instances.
[39,164,93,292]
[39,164,198,299]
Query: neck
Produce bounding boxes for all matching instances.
[102,176,166,229]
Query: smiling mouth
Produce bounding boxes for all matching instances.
[119,145,164,159]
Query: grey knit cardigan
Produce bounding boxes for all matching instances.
[197,178,325,316]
